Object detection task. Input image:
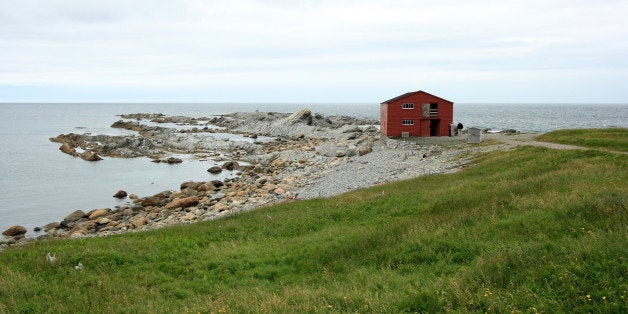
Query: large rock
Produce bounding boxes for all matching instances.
[164,196,199,210]
[64,210,87,222]
[207,166,222,174]
[180,181,204,191]
[113,190,128,199]
[2,225,26,237]
[88,208,110,220]
[141,196,162,207]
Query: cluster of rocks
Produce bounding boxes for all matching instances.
[6,127,376,244]
[48,108,379,162]
[2,108,489,250]
[1,155,310,245]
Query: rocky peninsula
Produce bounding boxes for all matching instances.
[1,109,500,249]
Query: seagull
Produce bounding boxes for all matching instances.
[75,262,84,270]
[46,252,56,263]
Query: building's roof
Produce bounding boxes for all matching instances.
[380,90,453,105]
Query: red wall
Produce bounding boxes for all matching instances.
[380,91,453,137]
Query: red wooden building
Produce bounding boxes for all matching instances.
[380,90,454,137]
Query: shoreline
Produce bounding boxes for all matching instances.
[1,109,532,249]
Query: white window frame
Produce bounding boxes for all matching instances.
[402,119,414,125]
[402,103,414,109]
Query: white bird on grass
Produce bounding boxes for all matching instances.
[74,262,84,270]
[45,252,56,263]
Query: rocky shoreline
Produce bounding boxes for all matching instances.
[1,109,491,250]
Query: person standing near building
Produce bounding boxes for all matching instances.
[457,122,463,136]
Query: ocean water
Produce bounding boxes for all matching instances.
[1,103,627,235]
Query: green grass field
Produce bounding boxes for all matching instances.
[537,128,628,152]
[0,132,626,312]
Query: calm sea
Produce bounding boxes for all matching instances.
[1,103,627,234]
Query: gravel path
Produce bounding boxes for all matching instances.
[297,138,470,199]
[482,133,587,150]
[296,132,594,200]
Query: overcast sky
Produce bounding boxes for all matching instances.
[1,0,627,103]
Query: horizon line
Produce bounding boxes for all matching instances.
[1,101,628,105]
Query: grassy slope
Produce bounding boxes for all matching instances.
[537,128,628,152]
[0,145,626,312]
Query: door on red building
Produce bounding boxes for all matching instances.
[420,120,431,137]
[430,119,440,136]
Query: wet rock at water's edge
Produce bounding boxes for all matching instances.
[2,225,27,237]
[113,190,128,199]
[207,166,222,174]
